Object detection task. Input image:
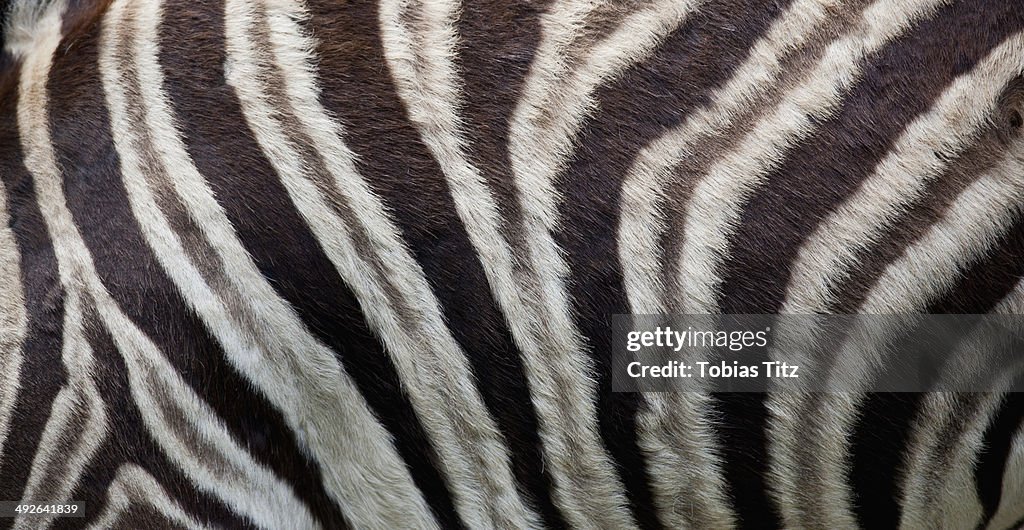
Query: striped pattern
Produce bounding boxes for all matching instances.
[0,0,1022,528]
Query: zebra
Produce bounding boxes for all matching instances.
[0,0,1022,527]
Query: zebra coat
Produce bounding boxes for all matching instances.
[0,0,1022,527]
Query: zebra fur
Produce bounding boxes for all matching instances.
[0,0,1023,528]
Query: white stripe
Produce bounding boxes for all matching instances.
[106,0,438,527]
[14,290,106,530]
[511,0,700,232]
[673,0,950,314]
[782,33,1024,314]
[765,391,861,528]
[899,381,1019,528]
[897,276,1024,530]
[633,391,734,528]
[18,3,318,528]
[3,0,63,57]
[0,166,26,462]
[898,394,985,529]
[89,464,214,530]
[902,286,1024,529]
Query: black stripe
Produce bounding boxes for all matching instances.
[0,58,68,519]
[305,1,568,526]
[928,212,1024,529]
[849,392,926,530]
[849,199,1024,530]
[155,1,430,527]
[856,213,1024,530]
[455,0,553,260]
[829,72,1024,315]
[45,12,346,528]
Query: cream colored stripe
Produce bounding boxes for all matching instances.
[376,2,542,524]
[89,464,214,530]
[632,391,732,529]
[782,33,1024,314]
[859,146,1024,313]
[765,390,862,528]
[106,0,437,527]
[377,0,711,524]
[17,3,318,528]
[898,393,987,529]
[674,0,951,314]
[901,285,1024,529]
[510,0,700,233]
[900,282,1024,529]
[901,321,1024,530]
[0,152,26,463]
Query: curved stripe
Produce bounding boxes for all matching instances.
[976,280,1024,528]
[46,3,326,526]
[620,0,862,314]
[58,290,249,529]
[860,145,1024,313]
[899,331,1024,529]
[616,2,865,526]
[984,389,1024,530]
[503,1,708,526]
[827,86,1023,315]
[154,0,439,525]
[898,393,988,529]
[18,3,317,527]
[842,120,1024,530]
[0,12,68,512]
[375,0,582,525]
[760,32,1024,530]
[0,78,26,465]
